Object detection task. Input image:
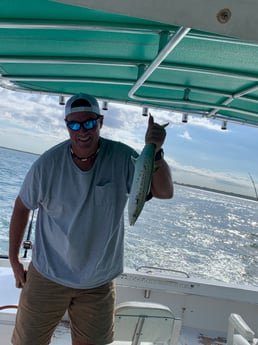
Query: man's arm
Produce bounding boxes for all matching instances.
[145,114,173,199]
[151,158,173,198]
[9,196,30,288]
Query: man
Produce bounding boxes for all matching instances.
[9,93,173,345]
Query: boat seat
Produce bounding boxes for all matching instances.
[113,301,182,345]
[227,313,258,345]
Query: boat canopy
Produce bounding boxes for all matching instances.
[1,0,258,128]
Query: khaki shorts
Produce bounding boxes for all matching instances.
[12,263,115,345]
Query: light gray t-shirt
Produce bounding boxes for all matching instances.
[19,137,137,288]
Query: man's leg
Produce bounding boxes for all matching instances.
[69,281,115,345]
[12,263,71,345]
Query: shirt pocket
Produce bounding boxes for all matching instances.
[95,182,115,207]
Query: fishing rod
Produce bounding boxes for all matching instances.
[23,209,35,258]
[0,210,35,260]
[248,172,258,201]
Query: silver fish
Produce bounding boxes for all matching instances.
[128,143,156,226]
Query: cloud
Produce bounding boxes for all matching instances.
[102,103,151,151]
[187,116,223,131]
[178,130,192,140]
[0,88,68,149]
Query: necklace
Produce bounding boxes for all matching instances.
[70,146,100,162]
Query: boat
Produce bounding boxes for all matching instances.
[0,0,257,344]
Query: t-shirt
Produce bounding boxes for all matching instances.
[19,137,137,288]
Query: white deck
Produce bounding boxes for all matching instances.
[0,311,227,345]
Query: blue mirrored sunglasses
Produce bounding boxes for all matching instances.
[66,117,99,131]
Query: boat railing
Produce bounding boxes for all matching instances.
[136,265,190,278]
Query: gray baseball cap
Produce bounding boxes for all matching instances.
[65,93,100,117]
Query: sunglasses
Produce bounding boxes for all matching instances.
[66,117,100,131]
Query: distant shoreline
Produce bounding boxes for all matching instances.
[0,146,39,156]
[175,182,258,202]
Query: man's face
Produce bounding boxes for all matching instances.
[65,111,103,153]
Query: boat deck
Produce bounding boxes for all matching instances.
[0,311,227,345]
[49,325,246,345]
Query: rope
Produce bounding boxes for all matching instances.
[0,305,18,311]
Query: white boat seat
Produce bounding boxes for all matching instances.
[227,313,258,345]
[113,301,181,345]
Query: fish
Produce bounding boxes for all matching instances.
[128,143,156,226]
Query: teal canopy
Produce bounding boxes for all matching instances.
[1,0,258,127]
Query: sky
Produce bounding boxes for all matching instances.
[1,87,258,198]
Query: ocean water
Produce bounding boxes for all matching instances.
[0,147,258,287]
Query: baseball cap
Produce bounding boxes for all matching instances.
[65,93,100,117]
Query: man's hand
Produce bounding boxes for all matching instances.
[11,261,27,288]
[145,114,168,151]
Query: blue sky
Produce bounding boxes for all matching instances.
[0,87,258,198]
